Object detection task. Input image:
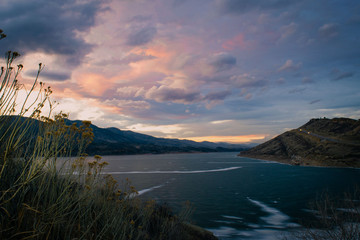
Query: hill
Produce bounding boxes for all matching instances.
[0,116,248,155]
[239,118,360,167]
[84,121,249,155]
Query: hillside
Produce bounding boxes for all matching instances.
[85,121,248,155]
[240,118,360,167]
[0,116,248,155]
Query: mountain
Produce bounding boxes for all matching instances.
[0,115,250,155]
[239,118,360,167]
[85,121,249,155]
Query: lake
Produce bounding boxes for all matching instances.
[97,152,360,240]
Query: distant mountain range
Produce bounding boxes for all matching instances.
[1,116,252,156]
[83,120,251,155]
[240,117,360,167]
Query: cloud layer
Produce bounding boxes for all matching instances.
[1,0,359,143]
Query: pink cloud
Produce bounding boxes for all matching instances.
[75,73,114,97]
[222,33,251,50]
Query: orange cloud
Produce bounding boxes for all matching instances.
[184,134,266,144]
[142,47,172,59]
[75,73,113,96]
[129,47,175,75]
[50,83,84,100]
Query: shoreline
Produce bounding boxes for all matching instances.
[87,151,240,158]
[239,153,360,169]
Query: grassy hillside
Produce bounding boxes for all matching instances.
[301,117,360,143]
[240,118,360,167]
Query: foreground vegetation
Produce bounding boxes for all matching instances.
[286,188,360,240]
[0,30,216,240]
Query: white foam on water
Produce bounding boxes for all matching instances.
[207,161,271,164]
[128,184,165,199]
[102,166,242,175]
[337,207,360,213]
[213,220,234,224]
[208,226,294,240]
[137,184,165,196]
[247,198,300,228]
[129,178,177,198]
[222,215,243,220]
[302,208,320,214]
[207,162,243,164]
[207,226,248,238]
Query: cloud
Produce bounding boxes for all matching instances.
[204,90,232,108]
[288,87,306,94]
[278,59,302,72]
[126,27,157,46]
[230,74,267,88]
[94,53,156,66]
[104,99,150,110]
[309,99,321,104]
[0,0,107,66]
[239,89,253,100]
[279,22,297,41]
[2,0,358,144]
[120,53,157,63]
[26,69,70,81]
[185,135,266,144]
[333,72,354,81]
[75,72,113,97]
[318,23,339,38]
[276,78,285,84]
[208,52,237,72]
[116,86,144,98]
[211,119,233,124]
[243,93,252,100]
[302,77,314,84]
[204,90,232,101]
[125,123,184,136]
[56,97,106,121]
[145,86,202,104]
[222,33,250,50]
[215,0,295,14]
[129,15,152,22]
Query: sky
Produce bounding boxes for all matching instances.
[1,0,359,144]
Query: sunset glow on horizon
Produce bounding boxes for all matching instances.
[183,135,268,144]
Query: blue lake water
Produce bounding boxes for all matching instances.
[98,152,360,240]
